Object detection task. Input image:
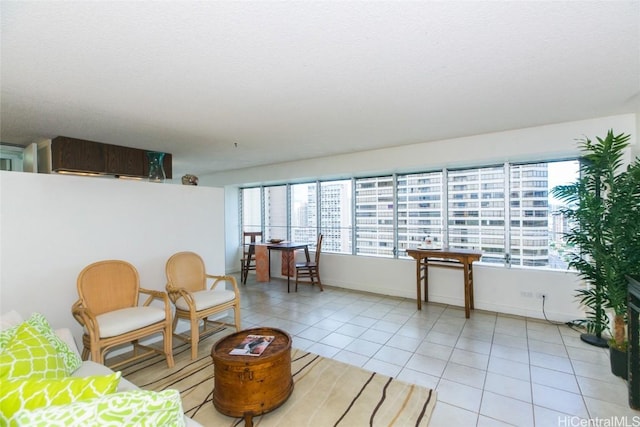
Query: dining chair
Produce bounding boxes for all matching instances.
[72,260,175,369]
[295,234,324,292]
[241,231,263,284]
[165,251,241,360]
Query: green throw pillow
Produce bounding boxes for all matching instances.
[0,372,121,426]
[25,313,82,375]
[13,389,185,427]
[0,313,82,377]
[0,322,67,380]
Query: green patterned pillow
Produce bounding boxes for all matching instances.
[0,313,82,376]
[0,322,67,380]
[13,389,185,427]
[26,313,82,374]
[0,372,120,426]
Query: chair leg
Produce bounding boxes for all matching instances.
[91,347,103,365]
[172,314,179,335]
[316,271,324,291]
[233,305,242,332]
[190,318,199,360]
[163,327,175,368]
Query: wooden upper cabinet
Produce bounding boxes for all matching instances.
[105,144,145,176]
[51,136,172,179]
[51,136,105,173]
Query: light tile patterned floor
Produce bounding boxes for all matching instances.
[235,275,639,426]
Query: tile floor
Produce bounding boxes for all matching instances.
[235,274,639,426]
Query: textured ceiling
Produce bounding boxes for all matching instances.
[1,1,639,177]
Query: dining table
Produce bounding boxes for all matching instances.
[254,242,310,292]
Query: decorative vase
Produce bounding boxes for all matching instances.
[146,152,166,183]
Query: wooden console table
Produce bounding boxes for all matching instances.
[405,248,482,318]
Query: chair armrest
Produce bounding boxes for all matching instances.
[165,284,197,310]
[139,288,171,311]
[206,274,240,298]
[71,300,100,341]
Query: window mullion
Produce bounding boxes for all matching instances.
[442,168,449,248]
[504,162,511,268]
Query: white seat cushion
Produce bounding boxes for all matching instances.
[96,307,166,338]
[175,290,236,312]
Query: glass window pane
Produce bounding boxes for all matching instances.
[290,183,317,245]
[355,176,394,257]
[241,187,261,233]
[397,171,443,256]
[509,160,578,268]
[264,185,287,241]
[320,180,352,254]
[448,166,505,264]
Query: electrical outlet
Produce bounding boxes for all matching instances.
[520,291,533,298]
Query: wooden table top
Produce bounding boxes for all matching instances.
[211,327,291,363]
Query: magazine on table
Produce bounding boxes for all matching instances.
[229,334,275,356]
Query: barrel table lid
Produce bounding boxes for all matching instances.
[212,327,291,364]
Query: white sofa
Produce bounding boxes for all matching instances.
[1,311,202,427]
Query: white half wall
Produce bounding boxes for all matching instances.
[0,171,226,342]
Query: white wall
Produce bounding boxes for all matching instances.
[201,113,637,322]
[0,171,225,342]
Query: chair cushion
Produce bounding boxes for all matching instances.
[175,290,236,311]
[13,389,185,427]
[0,372,120,424]
[96,307,167,338]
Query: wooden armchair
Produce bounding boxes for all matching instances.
[295,234,324,292]
[166,251,241,360]
[71,260,174,369]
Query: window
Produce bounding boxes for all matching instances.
[509,163,548,266]
[320,180,352,254]
[290,183,317,245]
[355,176,394,257]
[239,158,580,271]
[241,187,262,234]
[546,160,580,269]
[264,185,287,241]
[448,166,505,264]
[397,171,443,252]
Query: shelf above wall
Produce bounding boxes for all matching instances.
[51,136,172,179]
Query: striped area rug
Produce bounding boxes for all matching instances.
[120,332,437,426]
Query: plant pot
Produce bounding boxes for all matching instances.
[610,346,628,380]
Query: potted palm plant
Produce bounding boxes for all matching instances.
[552,130,640,377]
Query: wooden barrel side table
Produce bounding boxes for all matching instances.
[211,327,293,427]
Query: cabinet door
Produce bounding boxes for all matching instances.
[51,137,105,173]
[105,145,145,176]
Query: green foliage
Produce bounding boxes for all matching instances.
[551,130,640,345]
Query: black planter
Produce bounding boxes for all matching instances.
[610,346,628,380]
